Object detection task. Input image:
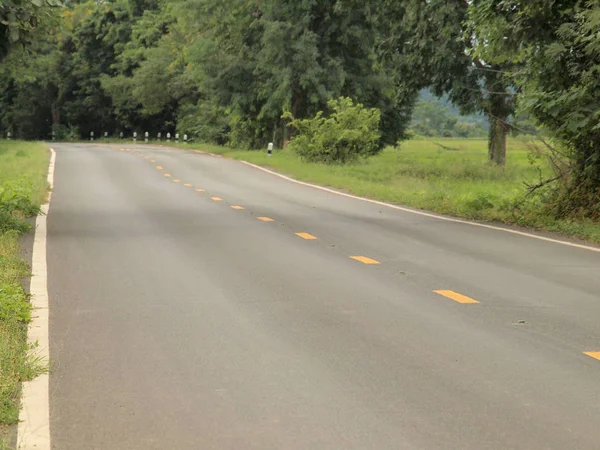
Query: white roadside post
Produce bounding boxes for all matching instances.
[120,131,123,139]
[133,131,137,142]
[183,134,188,144]
[175,133,179,143]
[90,131,94,141]
[6,132,10,141]
[268,142,273,157]
[157,132,161,141]
[145,131,149,143]
[167,132,171,142]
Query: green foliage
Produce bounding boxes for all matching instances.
[0,181,40,217]
[287,97,381,165]
[0,283,30,323]
[410,97,489,138]
[470,0,600,219]
[0,0,61,62]
[0,182,39,233]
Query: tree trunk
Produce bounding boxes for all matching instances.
[51,103,60,126]
[488,115,508,167]
[283,94,303,149]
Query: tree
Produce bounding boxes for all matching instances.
[470,0,600,217]
[0,0,61,62]
[381,0,515,165]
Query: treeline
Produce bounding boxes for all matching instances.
[1,1,600,217]
[1,0,416,149]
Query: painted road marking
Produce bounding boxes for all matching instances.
[257,217,274,222]
[434,290,480,304]
[164,173,171,178]
[350,256,381,265]
[184,183,192,187]
[120,148,125,151]
[211,197,223,201]
[240,161,600,254]
[150,159,156,163]
[156,166,164,170]
[18,148,55,450]
[195,188,205,192]
[584,352,600,361]
[296,232,318,240]
[231,206,245,210]
[173,180,181,183]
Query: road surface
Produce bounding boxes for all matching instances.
[47,143,600,449]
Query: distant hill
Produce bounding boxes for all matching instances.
[410,89,489,138]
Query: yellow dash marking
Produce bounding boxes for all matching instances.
[231,206,245,210]
[156,166,164,170]
[296,232,317,240]
[164,173,171,177]
[150,159,156,163]
[184,183,192,187]
[584,352,600,361]
[120,148,125,151]
[257,217,274,222]
[195,188,205,192]
[173,180,181,183]
[350,256,380,265]
[434,290,480,304]
[211,197,223,201]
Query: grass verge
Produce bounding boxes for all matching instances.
[0,141,49,448]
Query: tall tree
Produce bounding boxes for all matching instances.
[0,0,61,62]
[381,0,515,165]
[470,0,600,217]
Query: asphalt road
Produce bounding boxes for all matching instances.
[48,143,600,449]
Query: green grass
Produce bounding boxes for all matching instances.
[0,141,49,448]
[143,137,599,243]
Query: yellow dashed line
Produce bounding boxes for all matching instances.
[164,173,171,178]
[195,188,205,192]
[230,206,245,210]
[584,352,600,361]
[296,232,318,240]
[173,180,181,183]
[150,159,156,163]
[257,217,274,222]
[156,166,164,170]
[211,197,223,201]
[434,290,480,304]
[184,183,192,187]
[350,256,381,265]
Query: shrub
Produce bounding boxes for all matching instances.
[287,97,381,164]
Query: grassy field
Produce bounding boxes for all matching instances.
[0,141,49,448]
[128,137,598,243]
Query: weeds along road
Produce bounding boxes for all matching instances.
[47,143,600,450]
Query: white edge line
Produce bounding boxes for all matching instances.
[239,160,600,254]
[17,147,55,450]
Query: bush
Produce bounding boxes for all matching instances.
[287,97,381,164]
